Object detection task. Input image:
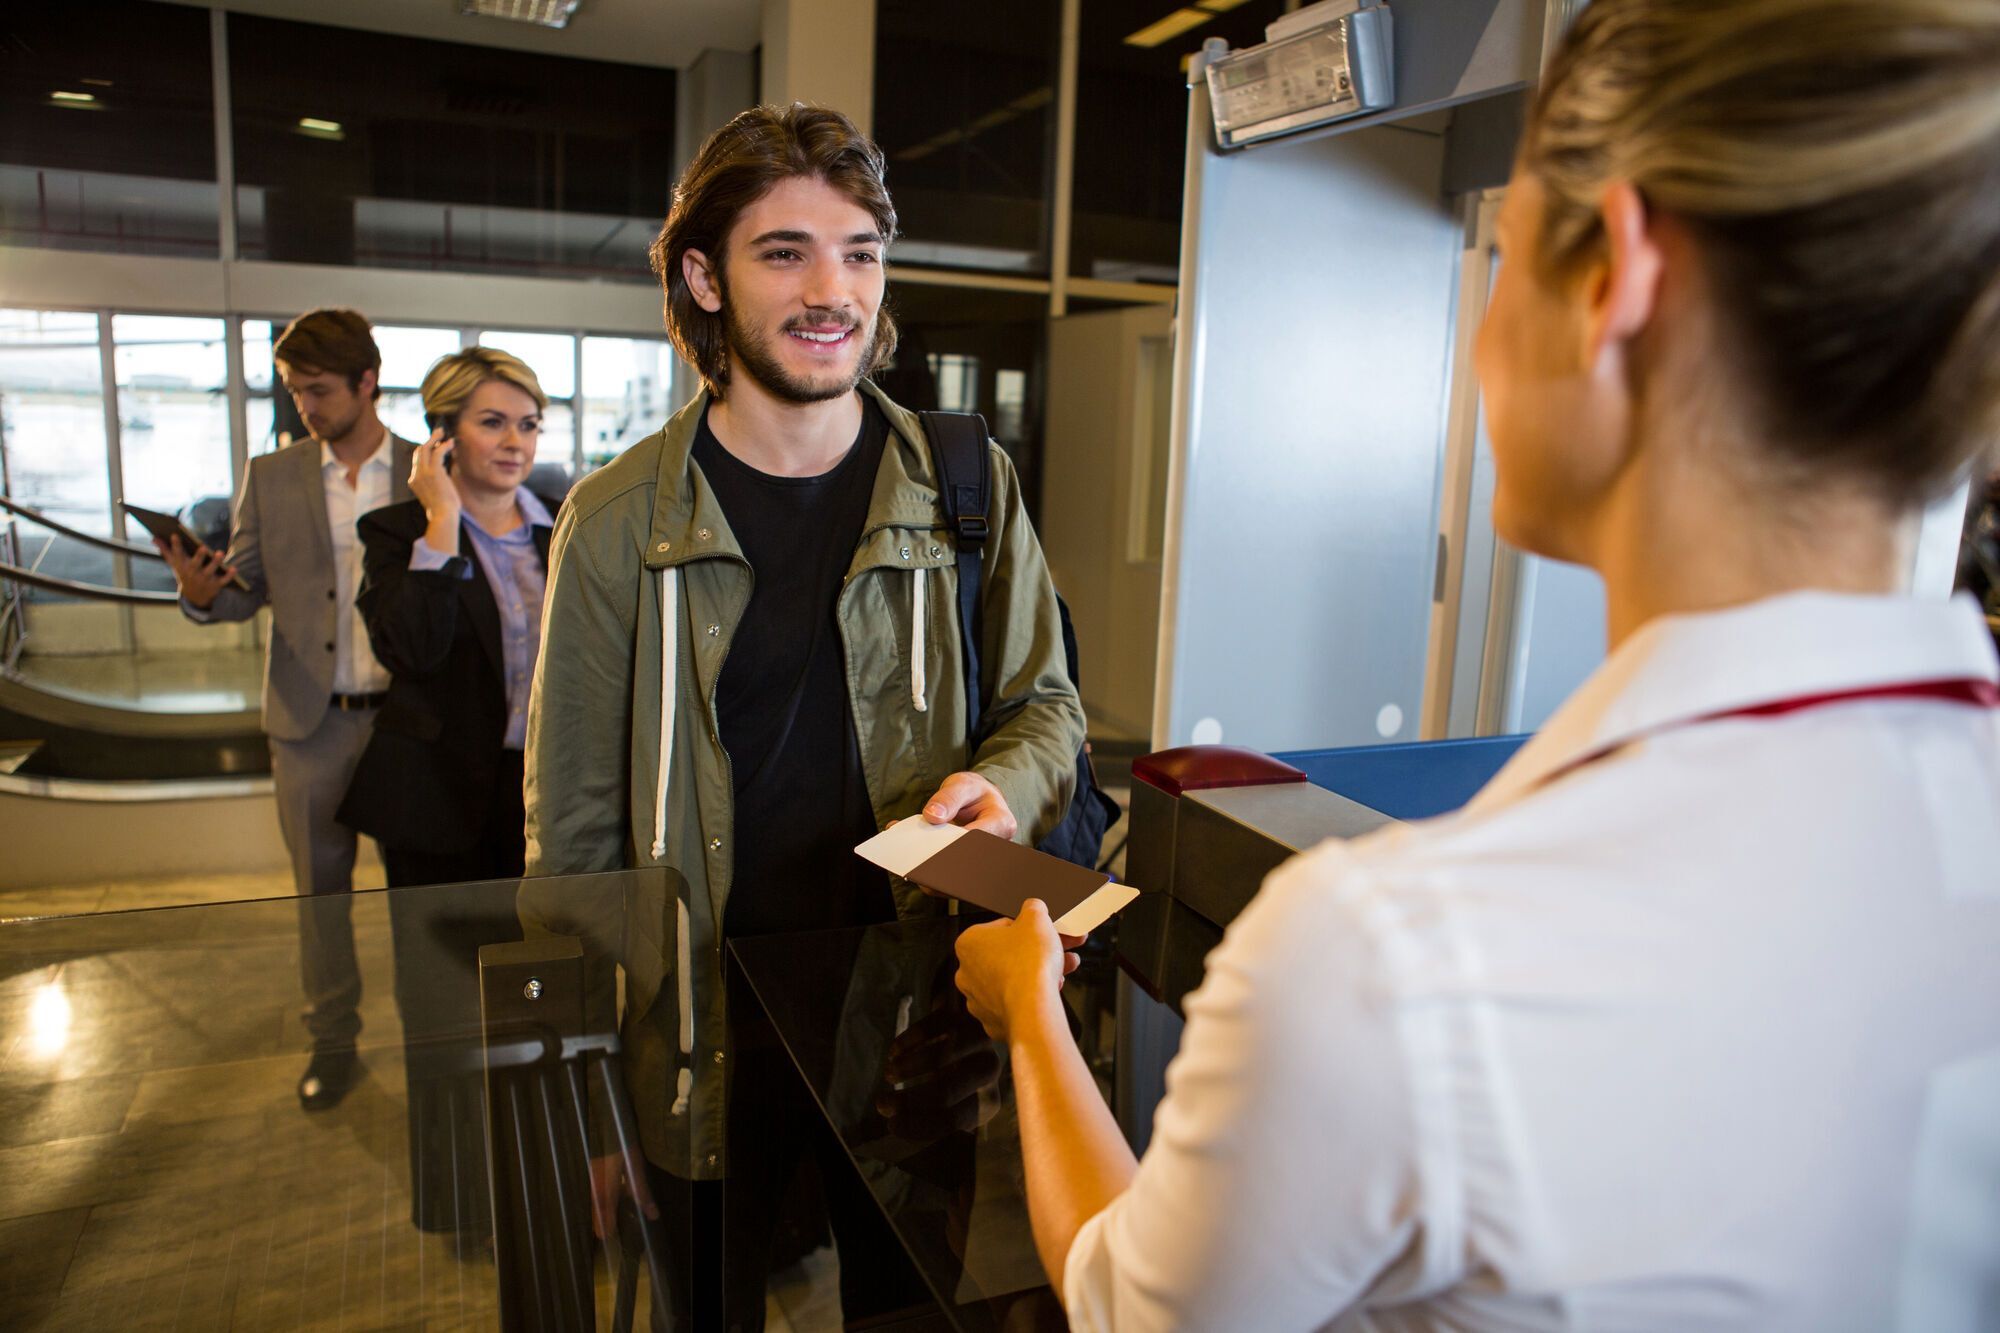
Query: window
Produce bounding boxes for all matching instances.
[228,15,675,280]
[376,326,463,444]
[112,315,231,518]
[581,337,676,473]
[929,354,981,413]
[0,309,113,596]
[0,3,220,259]
[875,0,1060,275]
[1073,0,1283,282]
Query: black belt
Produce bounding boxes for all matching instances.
[330,692,388,711]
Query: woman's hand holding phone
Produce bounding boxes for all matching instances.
[411,426,462,553]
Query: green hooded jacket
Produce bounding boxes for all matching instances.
[523,380,1086,1179]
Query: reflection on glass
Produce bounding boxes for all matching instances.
[1074,0,1283,282]
[228,14,675,280]
[581,336,674,472]
[0,3,220,259]
[27,981,71,1059]
[0,310,112,561]
[875,0,1058,273]
[113,314,232,518]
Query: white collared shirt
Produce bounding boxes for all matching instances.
[1066,592,2000,1333]
[321,432,393,695]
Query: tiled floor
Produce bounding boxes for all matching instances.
[0,862,855,1331]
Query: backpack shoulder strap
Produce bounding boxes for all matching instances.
[918,410,992,736]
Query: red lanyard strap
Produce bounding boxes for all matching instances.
[1698,677,2000,724]
[1545,676,1999,790]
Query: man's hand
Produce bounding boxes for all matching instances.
[920,770,1017,839]
[155,535,236,611]
[587,1151,659,1242]
[954,901,1081,1043]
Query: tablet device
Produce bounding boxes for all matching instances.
[121,503,251,592]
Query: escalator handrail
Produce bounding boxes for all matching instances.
[0,559,180,605]
[0,494,166,560]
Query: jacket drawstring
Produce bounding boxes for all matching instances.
[651,567,679,861]
[655,568,695,1118]
[911,566,928,712]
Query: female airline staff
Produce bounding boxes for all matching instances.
[956,0,2000,1327]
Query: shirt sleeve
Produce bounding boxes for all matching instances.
[1062,840,1431,1332]
[409,535,470,577]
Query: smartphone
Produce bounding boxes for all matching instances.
[424,411,456,473]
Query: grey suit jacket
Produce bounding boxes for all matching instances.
[183,433,415,742]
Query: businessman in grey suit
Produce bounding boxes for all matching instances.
[162,308,416,1109]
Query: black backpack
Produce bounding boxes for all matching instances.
[920,410,1122,870]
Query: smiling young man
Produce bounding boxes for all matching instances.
[523,104,1085,1327]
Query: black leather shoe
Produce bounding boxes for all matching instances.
[298,1048,360,1110]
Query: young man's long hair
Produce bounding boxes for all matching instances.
[651,103,900,398]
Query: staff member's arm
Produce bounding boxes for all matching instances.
[922,444,1086,841]
[956,848,1426,1330]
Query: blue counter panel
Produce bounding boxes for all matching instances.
[1274,734,1529,822]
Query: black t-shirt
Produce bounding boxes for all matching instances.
[693,399,896,938]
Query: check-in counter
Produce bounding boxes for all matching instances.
[1128,736,1530,930]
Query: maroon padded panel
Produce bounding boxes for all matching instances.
[1130,745,1308,797]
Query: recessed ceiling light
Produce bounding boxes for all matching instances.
[50,90,98,104]
[298,117,343,134]
[1125,8,1214,48]
[459,0,581,28]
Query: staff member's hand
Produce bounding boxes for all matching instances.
[155,535,236,611]
[919,770,1016,838]
[954,900,1082,1043]
[410,427,462,552]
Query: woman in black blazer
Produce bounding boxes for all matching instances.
[339,346,564,1246]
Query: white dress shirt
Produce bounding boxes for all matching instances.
[1066,591,2000,1332]
[322,433,393,696]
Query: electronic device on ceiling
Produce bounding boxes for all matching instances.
[1203,0,1396,150]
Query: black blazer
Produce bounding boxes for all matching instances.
[337,493,560,853]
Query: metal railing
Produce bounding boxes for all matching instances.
[0,493,181,619]
[0,494,164,561]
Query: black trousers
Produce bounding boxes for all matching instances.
[646,1039,933,1332]
[381,748,528,1238]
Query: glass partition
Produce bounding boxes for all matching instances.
[0,871,690,1329]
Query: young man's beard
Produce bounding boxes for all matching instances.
[721,287,879,405]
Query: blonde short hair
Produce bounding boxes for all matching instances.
[419,347,549,426]
[1526,0,2000,504]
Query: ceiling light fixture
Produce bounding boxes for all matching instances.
[1125,8,1213,48]
[50,90,98,104]
[1124,0,1253,49]
[459,0,581,28]
[298,117,343,134]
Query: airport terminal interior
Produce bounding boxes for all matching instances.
[3,0,1998,1329]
